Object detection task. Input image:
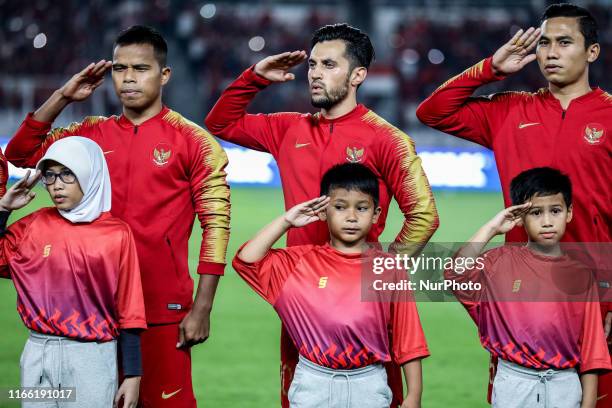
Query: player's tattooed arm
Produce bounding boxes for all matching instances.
[491,27,541,77]
[238,195,330,263]
[33,60,112,123]
[253,50,307,83]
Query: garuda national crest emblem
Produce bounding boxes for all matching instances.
[583,123,605,145]
[152,143,172,166]
[346,146,365,163]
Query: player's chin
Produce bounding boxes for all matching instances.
[120,96,149,109]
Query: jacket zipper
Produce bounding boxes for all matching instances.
[134,125,139,134]
[330,123,334,134]
[561,110,566,119]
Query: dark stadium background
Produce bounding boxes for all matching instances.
[0,1,609,406]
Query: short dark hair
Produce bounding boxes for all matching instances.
[311,23,375,70]
[510,167,572,207]
[540,3,598,48]
[114,25,168,67]
[320,163,379,206]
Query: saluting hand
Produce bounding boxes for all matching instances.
[254,50,308,82]
[59,60,112,102]
[485,202,532,236]
[0,170,41,212]
[284,195,330,228]
[491,27,541,76]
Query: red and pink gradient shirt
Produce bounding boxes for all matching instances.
[0,208,147,342]
[233,243,429,369]
[447,245,611,373]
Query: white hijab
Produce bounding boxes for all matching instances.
[36,137,112,223]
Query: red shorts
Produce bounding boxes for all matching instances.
[139,323,196,408]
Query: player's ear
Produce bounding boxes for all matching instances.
[318,209,327,221]
[372,206,382,224]
[161,66,171,86]
[586,43,600,63]
[350,67,367,88]
[566,204,573,223]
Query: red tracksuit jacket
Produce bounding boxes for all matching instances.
[416,57,611,244]
[205,67,439,247]
[6,107,230,324]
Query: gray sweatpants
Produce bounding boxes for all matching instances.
[288,355,392,408]
[492,358,582,408]
[20,331,118,408]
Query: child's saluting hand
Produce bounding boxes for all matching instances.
[484,202,532,236]
[283,195,330,227]
[0,170,41,212]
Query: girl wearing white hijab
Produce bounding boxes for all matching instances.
[0,137,146,408]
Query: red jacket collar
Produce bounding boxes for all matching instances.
[540,87,604,107]
[117,105,170,128]
[314,104,368,125]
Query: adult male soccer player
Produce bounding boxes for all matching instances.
[206,23,438,408]
[6,26,230,408]
[416,3,611,405]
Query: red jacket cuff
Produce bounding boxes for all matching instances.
[25,112,53,131]
[197,261,225,276]
[243,65,273,88]
[484,57,508,81]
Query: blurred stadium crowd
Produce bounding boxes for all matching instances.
[1,0,610,133]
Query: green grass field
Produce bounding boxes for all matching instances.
[0,187,504,407]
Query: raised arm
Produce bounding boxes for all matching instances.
[204,51,306,155]
[0,170,41,278]
[6,61,110,168]
[415,27,541,148]
[456,202,531,262]
[232,196,328,305]
[238,196,329,263]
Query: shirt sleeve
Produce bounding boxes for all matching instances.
[373,124,439,246]
[389,272,430,364]
[204,66,302,156]
[415,57,514,149]
[0,212,38,279]
[579,282,612,373]
[444,247,497,324]
[232,244,312,304]
[116,224,147,330]
[0,147,8,198]
[5,113,103,168]
[187,126,231,276]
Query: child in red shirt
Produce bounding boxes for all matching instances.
[233,163,429,408]
[0,137,146,408]
[446,167,611,408]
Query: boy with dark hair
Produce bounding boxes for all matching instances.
[6,25,230,407]
[233,163,429,408]
[446,167,611,408]
[417,3,611,402]
[207,22,437,407]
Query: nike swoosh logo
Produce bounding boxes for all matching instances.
[597,394,608,401]
[102,150,114,155]
[161,389,182,399]
[518,122,540,129]
[295,143,310,148]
